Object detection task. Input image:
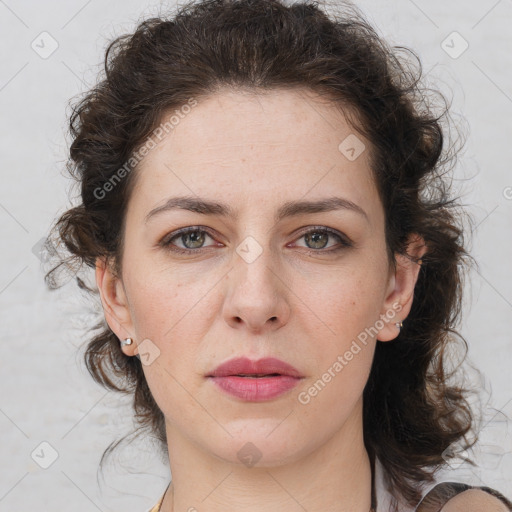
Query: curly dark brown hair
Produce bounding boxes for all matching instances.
[44,0,483,508]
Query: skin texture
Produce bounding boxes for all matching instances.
[96,88,427,512]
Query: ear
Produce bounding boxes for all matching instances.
[95,256,139,356]
[377,233,428,342]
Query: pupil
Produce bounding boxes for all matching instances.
[306,232,327,249]
[184,231,204,248]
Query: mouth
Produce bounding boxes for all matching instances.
[206,361,303,402]
[230,373,283,378]
[207,357,304,379]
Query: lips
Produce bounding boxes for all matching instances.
[207,356,304,401]
[207,356,303,379]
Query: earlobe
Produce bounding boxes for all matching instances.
[377,234,428,342]
[95,257,137,356]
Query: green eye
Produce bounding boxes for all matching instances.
[161,227,218,253]
[160,225,352,255]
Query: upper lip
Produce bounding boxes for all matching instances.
[207,357,303,378]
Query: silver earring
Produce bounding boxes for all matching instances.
[120,337,133,347]
[395,322,403,331]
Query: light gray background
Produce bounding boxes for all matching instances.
[1,0,511,510]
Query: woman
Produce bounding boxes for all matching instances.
[45,0,512,510]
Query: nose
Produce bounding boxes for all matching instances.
[222,246,291,334]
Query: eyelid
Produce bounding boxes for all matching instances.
[160,225,352,253]
[160,226,220,250]
[287,226,352,254]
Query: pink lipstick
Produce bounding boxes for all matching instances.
[207,356,303,402]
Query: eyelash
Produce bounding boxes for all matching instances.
[159,225,352,255]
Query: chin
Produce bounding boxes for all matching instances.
[203,420,315,468]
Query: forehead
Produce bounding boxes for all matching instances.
[151,87,366,162]
[130,87,381,224]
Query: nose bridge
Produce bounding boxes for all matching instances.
[224,233,290,332]
[238,237,276,293]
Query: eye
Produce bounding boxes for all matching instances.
[159,225,352,255]
[160,226,220,254]
[292,226,352,253]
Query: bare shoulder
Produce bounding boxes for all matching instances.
[441,489,510,512]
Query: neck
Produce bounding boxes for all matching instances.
[159,399,373,512]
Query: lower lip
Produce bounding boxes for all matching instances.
[208,375,302,401]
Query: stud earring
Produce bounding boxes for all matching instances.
[120,337,133,347]
[395,322,403,331]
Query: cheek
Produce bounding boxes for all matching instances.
[298,264,384,337]
[295,264,384,390]
[295,275,377,420]
[123,259,215,338]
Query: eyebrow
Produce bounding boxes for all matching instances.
[144,195,368,224]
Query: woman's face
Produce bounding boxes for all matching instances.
[97,88,423,467]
